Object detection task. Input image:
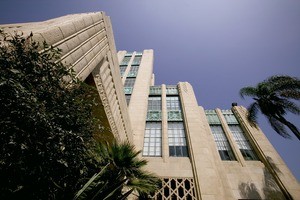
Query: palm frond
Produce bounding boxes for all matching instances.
[127,171,160,194]
[239,86,258,99]
[277,99,300,115]
[74,163,110,200]
[84,141,160,198]
[266,75,300,94]
[267,116,291,138]
[247,102,259,125]
[279,89,300,100]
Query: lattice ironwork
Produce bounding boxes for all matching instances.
[168,111,183,121]
[127,71,137,77]
[147,111,162,121]
[124,87,133,94]
[149,178,197,200]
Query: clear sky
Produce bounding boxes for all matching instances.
[1,0,299,181]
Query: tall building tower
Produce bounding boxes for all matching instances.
[1,12,299,200]
[117,50,300,200]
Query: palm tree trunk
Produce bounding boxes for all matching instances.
[276,115,300,141]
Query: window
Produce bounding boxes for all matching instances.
[125,52,133,56]
[129,65,139,73]
[127,65,139,77]
[120,56,131,65]
[149,86,162,95]
[168,122,188,157]
[131,55,142,65]
[125,95,131,105]
[147,96,162,121]
[222,110,259,161]
[148,97,161,111]
[166,86,178,95]
[229,125,258,160]
[135,52,143,56]
[223,114,239,124]
[124,78,136,87]
[205,110,221,124]
[210,125,236,160]
[166,96,181,111]
[119,65,127,76]
[143,122,162,156]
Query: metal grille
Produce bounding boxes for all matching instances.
[149,178,197,200]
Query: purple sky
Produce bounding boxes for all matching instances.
[1,0,299,181]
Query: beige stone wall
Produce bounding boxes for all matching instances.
[142,84,194,179]
[194,104,300,200]
[232,106,300,199]
[179,82,230,200]
[1,12,132,142]
[139,81,300,200]
[119,50,154,151]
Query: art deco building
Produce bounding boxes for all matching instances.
[117,50,300,200]
[1,12,299,200]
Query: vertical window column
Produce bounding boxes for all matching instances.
[143,94,162,157]
[122,52,142,106]
[119,55,131,77]
[168,122,188,157]
[166,88,188,157]
[166,96,183,121]
[143,122,162,156]
[210,125,236,160]
[124,78,135,95]
[146,96,162,121]
[205,110,236,161]
[228,125,259,160]
[222,110,259,161]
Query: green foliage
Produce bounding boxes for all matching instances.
[239,75,300,140]
[74,141,160,200]
[0,30,99,199]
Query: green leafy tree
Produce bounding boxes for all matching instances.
[240,75,300,140]
[74,141,159,200]
[0,31,99,199]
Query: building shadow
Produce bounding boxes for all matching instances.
[238,156,286,200]
[238,182,262,199]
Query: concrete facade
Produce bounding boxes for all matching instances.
[118,50,300,199]
[1,12,133,142]
[2,12,299,200]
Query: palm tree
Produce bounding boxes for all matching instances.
[239,75,300,140]
[74,141,159,200]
